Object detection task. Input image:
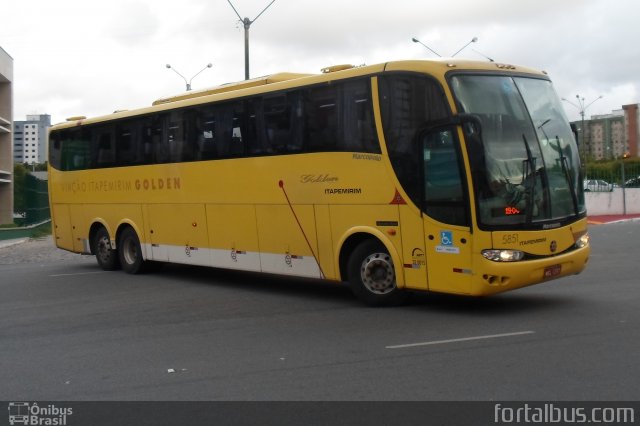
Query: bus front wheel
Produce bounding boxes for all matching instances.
[93,227,120,271]
[347,239,405,306]
[118,227,145,274]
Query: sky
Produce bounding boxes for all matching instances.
[1,0,638,125]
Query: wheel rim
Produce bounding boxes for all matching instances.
[96,235,112,263]
[360,252,396,295]
[122,237,138,266]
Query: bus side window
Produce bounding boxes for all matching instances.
[152,114,170,163]
[50,134,62,170]
[289,92,304,152]
[230,102,247,157]
[139,117,155,164]
[304,85,340,152]
[231,120,243,156]
[182,109,198,162]
[195,106,217,160]
[244,98,263,155]
[167,110,187,163]
[264,94,291,153]
[116,120,144,166]
[55,128,90,171]
[198,108,219,160]
[380,74,451,206]
[343,79,379,153]
[214,102,246,158]
[423,128,468,226]
[95,126,115,168]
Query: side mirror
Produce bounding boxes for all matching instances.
[455,113,483,140]
[570,123,579,145]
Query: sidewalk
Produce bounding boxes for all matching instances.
[0,238,28,249]
[587,214,640,225]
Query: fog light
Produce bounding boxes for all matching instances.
[575,233,590,249]
[482,249,525,262]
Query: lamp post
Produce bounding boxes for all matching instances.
[411,37,441,57]
[165,63,213,91]
[562,94,603,161]
[412,36,478,57]
[452,37,478,57]
[227,0,276,80]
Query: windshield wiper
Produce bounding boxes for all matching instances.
[538,118,579,216]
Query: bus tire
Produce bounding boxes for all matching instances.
[347,239,405,306]
[93,227,120,271]
[118,227,145,274]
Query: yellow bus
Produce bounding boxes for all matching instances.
[48,59,590,305]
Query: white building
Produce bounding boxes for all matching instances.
[13,114,51,164]
[0,46,13,225]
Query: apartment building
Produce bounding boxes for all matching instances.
[573,103,640,161]
[13,114,51,164]
[0,46,13,225]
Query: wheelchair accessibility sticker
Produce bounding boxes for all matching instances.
[436,230,460,254]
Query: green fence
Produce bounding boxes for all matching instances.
[15,173,50,226]
[583,162,640,188]
[0,173,51,241]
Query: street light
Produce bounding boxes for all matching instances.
[412,36,478,57]
[165,63,213,91]
[562,94,603,160]
[452,37,478,57]
[227,0,276,80]
[411,37,442,57]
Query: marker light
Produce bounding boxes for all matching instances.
[575,233,590,249]
[482,249,525,262]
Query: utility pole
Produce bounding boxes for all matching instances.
[227,0,276,80]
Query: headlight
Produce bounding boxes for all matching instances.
[482,249,525,262]
[575,233,590,248]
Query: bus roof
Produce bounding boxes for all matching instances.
[152,72,314,106]
[52,59,547,130]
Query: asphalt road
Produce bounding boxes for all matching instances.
[1,222,639,402]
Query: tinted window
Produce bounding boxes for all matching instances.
[49,76,382,170]
[380,73,451,205]
[116,120,146,166]
[423,128,468,225]
[94,126,116,168]
[343,79,378,152]
[193,106,217,160]
[304,84,339,151]
[50,128,91,171]
[304,79,380,154]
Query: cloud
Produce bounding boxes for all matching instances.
[105,1,160,46]
[2,0,638,124]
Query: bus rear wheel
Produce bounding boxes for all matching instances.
[347,239,405,306]
[118,227,145,274]
[93,227,120,271]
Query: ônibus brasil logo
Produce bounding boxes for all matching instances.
[8,402,73,425]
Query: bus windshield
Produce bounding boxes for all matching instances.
[451,75,585,229]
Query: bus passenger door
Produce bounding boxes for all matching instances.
[398,204,428,291]
[421,127,473,295]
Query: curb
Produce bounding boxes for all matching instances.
[0,238,28,249]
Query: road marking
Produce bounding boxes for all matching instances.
[385,330,535,349]
[49,271,109,277]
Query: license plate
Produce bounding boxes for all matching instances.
[543,264,562,278]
